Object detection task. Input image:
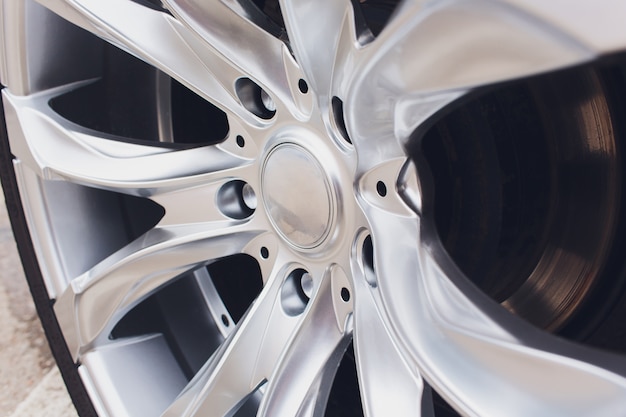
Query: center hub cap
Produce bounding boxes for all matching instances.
[262,144,334,249]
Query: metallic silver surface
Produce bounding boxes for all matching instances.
[3,0,626,416]
[262,144,334,249]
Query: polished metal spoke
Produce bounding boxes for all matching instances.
[163,261,346,417]
[345,0,626,149]
[257,266,352,417]
[161,329,256,417]
[360,192,626,416]
[160,259,291,416]
[3,85,254,201]
[351,259,428,417]
[162,0,303,118]
[499,0,626,54]
[29,0,260,123]
[54,220,264,360]
[279,0,355,103]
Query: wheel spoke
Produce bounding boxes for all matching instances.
[257,266,352,417]
[8,0,626,415]
[360,192,626,416]
[351,260,428,417]
[31,0,259,122]
[162,0,302,117]
[279,0,356,104]
[54,220,264,360]
[502,0,626,54]
[345,0,626,147]
[161,329,256,417]
[3,87,254,201]
[163,261,347,417]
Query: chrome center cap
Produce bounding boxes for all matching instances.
[262,144,334,249]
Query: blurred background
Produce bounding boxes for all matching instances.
[0,189,77,416]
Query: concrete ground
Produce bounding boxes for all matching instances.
[0,190,78,417]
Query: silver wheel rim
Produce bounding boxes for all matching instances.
[4,1,626,416]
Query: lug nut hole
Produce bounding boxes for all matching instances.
[217,180,256,219]
[340,287,351,302]
[221,314,230,327]
[235,77,276,119]
[260,247,269,259]
[236,135,245,148]
[281,269,311,316]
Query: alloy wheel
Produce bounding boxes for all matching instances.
[3,1,626,416]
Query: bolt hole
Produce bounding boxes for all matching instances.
[236,135,245,148]
[260,247,269,259]
[332,97,351,144]
[217,180,256,219]
[362,235,376,287]
[221,314,230,327]
[376,181,387,197]
[340,287,351,302]
[298,79,309,94]
[281,269,310,316]
[235,77,276,119]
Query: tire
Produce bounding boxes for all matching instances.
[3,1,626,417]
